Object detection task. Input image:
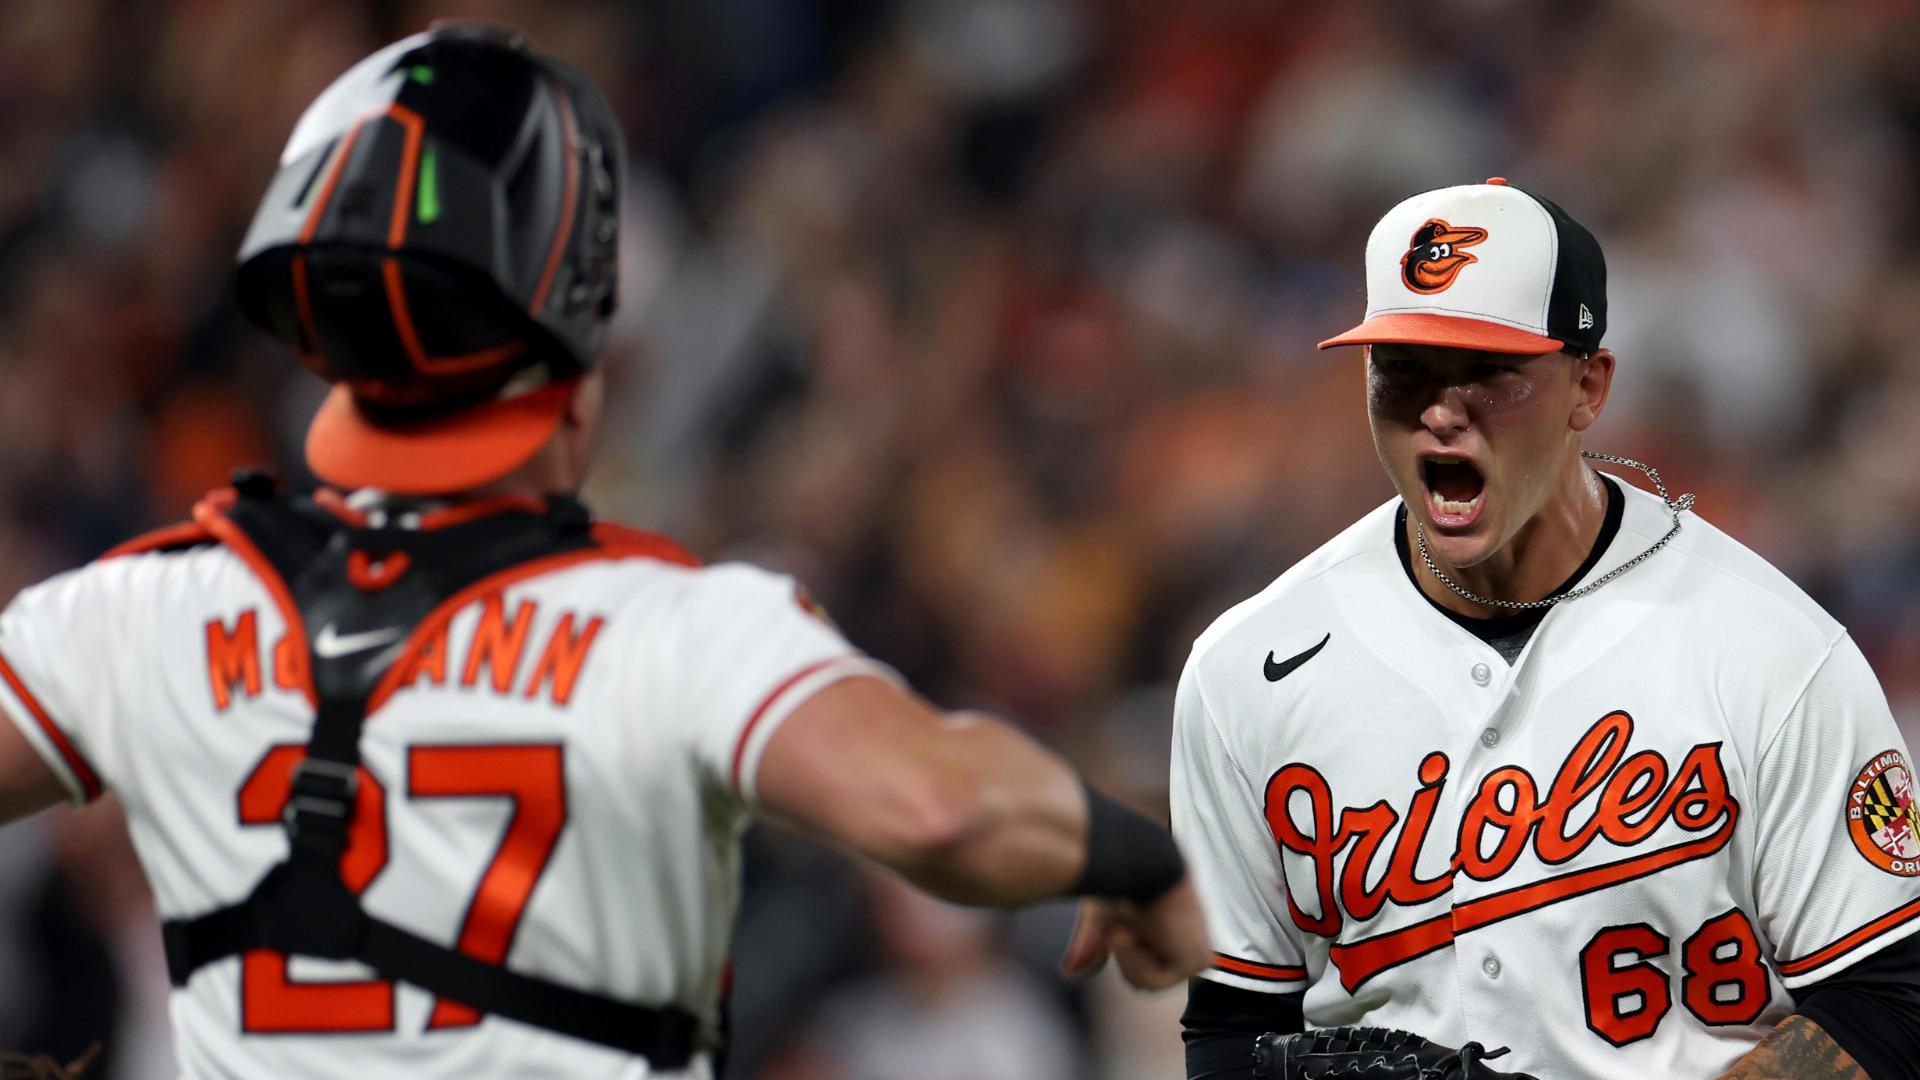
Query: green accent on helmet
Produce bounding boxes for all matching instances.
[293,143,333,208]
[417,145,441,224]
[408,64,435,85]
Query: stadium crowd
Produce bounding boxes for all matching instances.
[3,0,1919,1076]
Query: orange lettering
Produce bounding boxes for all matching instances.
[1266,710,1739,957]
[1267,755,1454,933]
[524,614,604,706]
[272,634,307,692]
[1264,762,1346,937]
[1535,713,1628,862]
[1383,753,1454,902]
[460,596,535,694]
[1456,766,1541,880]
[1598,752,1668,841]
[1335,803,1401,921]
[207,611,262,711]
[1670,745,1733,831]
[398,628,449,688]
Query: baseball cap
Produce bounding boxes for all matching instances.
[304,376,577,495]
[1318,177,1605,355]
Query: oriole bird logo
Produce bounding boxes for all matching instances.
[1400,218,1487,293]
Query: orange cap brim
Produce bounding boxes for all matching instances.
[1318,313,1562,354]
[305,380,576,495]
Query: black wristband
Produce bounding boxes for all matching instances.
[1071,782,1186,904]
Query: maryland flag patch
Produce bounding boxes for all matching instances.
[1847,749,1920,876]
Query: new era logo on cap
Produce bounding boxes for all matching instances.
[1319,177,1606,356]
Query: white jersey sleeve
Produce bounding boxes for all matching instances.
[655,562,894,801]
[1752,632,1920,987]
[1169,652,1308,993]
[0,560,142,805]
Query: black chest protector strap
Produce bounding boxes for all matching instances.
[159,477,705,1068]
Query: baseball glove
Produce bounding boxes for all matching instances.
[1252,1026,1540,1079]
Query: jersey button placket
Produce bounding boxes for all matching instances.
[1450,660,1519,1040]
[1469,662,1504,751]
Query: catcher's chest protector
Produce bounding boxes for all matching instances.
[158,474,706,1067]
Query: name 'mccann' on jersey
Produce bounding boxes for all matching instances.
[1170,477,1920,1080]
[0,486,890,1079]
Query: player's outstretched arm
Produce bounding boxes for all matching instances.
[756,675,1208,989]
[0,705,69,824]
[1714,1016,1867,1080]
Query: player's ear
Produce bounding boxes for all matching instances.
[553,369,605,488]
[563,368,606,433]
[1568,347,1614,433]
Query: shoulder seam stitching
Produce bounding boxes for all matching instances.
[1192,534,1387,664]
[1755,633,1847,771]
[1660,539,1841,642]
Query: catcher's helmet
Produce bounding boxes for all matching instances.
[234,24,624,493]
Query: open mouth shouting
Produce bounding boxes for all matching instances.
[1421,454,1486,529]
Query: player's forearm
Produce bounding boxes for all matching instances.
[759,681,1101,906]
[760,679,1183,907]
[1715,1015,1867,1080]
[882,711,1092,905]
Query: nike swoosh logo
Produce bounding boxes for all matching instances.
[313,624,405,659]
[1265,633,1330,682]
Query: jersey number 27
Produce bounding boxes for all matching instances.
[235,743,567,1033]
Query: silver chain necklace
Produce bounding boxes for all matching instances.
[1415,451,1696,611]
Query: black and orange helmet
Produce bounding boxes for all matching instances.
[234,24,625,492]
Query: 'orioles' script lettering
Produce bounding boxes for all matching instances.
[1264,710,1739,989]
[204,599,605,711]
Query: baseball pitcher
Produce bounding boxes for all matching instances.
[1172,179,1920,1079]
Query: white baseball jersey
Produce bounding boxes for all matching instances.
[1172,477,1920,1078]
[0,509,888,1079]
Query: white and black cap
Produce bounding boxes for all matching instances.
[1319,177,1605,356]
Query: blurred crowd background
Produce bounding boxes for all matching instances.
[4,0,1920,1076]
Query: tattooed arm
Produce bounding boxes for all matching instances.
[1716,1016,1867,1080]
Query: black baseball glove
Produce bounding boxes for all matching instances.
[1252,1026,1541,1079]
